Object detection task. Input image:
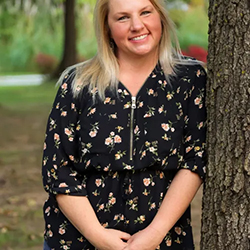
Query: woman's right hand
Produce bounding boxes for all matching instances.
[89,227,131,250]
[56,195,130,249]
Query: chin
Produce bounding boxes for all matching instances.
[134,50,154,57]
[132,46,157,57]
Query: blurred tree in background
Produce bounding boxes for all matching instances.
[53,0,97,78]
[0,0,96,75]
[0,0,208,77]
[52,0,77,78]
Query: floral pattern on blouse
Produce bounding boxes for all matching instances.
[42,62,207,250]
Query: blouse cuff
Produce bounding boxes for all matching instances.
[49,184,87,196]
[180,159,206,180]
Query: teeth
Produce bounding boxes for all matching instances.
[132,34,147,41]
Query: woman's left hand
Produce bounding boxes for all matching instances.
[123,225,164,250]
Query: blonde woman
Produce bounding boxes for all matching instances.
[42,0,207,249]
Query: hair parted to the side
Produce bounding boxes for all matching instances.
[58,0,194,100]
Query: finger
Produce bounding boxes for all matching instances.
[121,241,129,250]
[126,237,132,243]
[120,231,131,241]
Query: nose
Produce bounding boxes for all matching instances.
[130,15,144,32]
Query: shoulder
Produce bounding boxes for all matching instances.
[58,66,77,88]
[167,59,206,100]
[175,57,206,75]
[53,66,90,113]
[58,65,90,101]
[172,58,207,86]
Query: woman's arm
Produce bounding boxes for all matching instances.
[42,73,130,249]
[149,169,202,236]
[124,169,202,250]
[124,65,207,250]
[56,195,131,250]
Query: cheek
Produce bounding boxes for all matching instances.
[154,17,162,32]
[110,26,126,42]
[152,19,162,39]
[109,24,117,38]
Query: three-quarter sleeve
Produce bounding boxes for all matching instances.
[42,73,87,197]
[180,65,207,179]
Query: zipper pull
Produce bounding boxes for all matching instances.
[131,96,136,109]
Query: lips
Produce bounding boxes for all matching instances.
[130,34,148,41]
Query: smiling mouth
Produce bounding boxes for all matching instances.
[131,34,148,41]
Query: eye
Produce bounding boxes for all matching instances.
[141,11,151,16]
[118,16,129,21]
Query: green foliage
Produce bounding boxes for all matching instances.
[176,6,208,50]
[189,0,206,6]
[169,9,186,28]
[167,0,192,3]
[0,1,96,74]
[0,2,64,73]
[0,1,208,74]
[76,1,97,59]
[77,0,96,4]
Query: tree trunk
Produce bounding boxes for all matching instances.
[52,0,77,79]
[200,1,250,250]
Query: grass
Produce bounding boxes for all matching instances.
[0,82,57,250]
[0,82,58,110]
[0,83,202,250]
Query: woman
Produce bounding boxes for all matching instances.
[42,0,207,249]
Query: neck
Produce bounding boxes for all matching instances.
[118,53,159,74]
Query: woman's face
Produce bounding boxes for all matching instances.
[107,0,162,60]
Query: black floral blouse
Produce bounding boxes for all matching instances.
[42,62,207,250]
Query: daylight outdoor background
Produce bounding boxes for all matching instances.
[0,0,208,249]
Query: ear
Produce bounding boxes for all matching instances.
[109,39,115,50]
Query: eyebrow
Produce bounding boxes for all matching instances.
[114,5,153,16]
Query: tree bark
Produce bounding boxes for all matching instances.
[200,1,250,250]
[52,0,77,79]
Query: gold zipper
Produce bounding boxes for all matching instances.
[130,96,136,160]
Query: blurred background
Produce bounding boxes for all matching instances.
[0,0,208,249]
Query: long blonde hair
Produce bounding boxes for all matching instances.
[60,0,187,100]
